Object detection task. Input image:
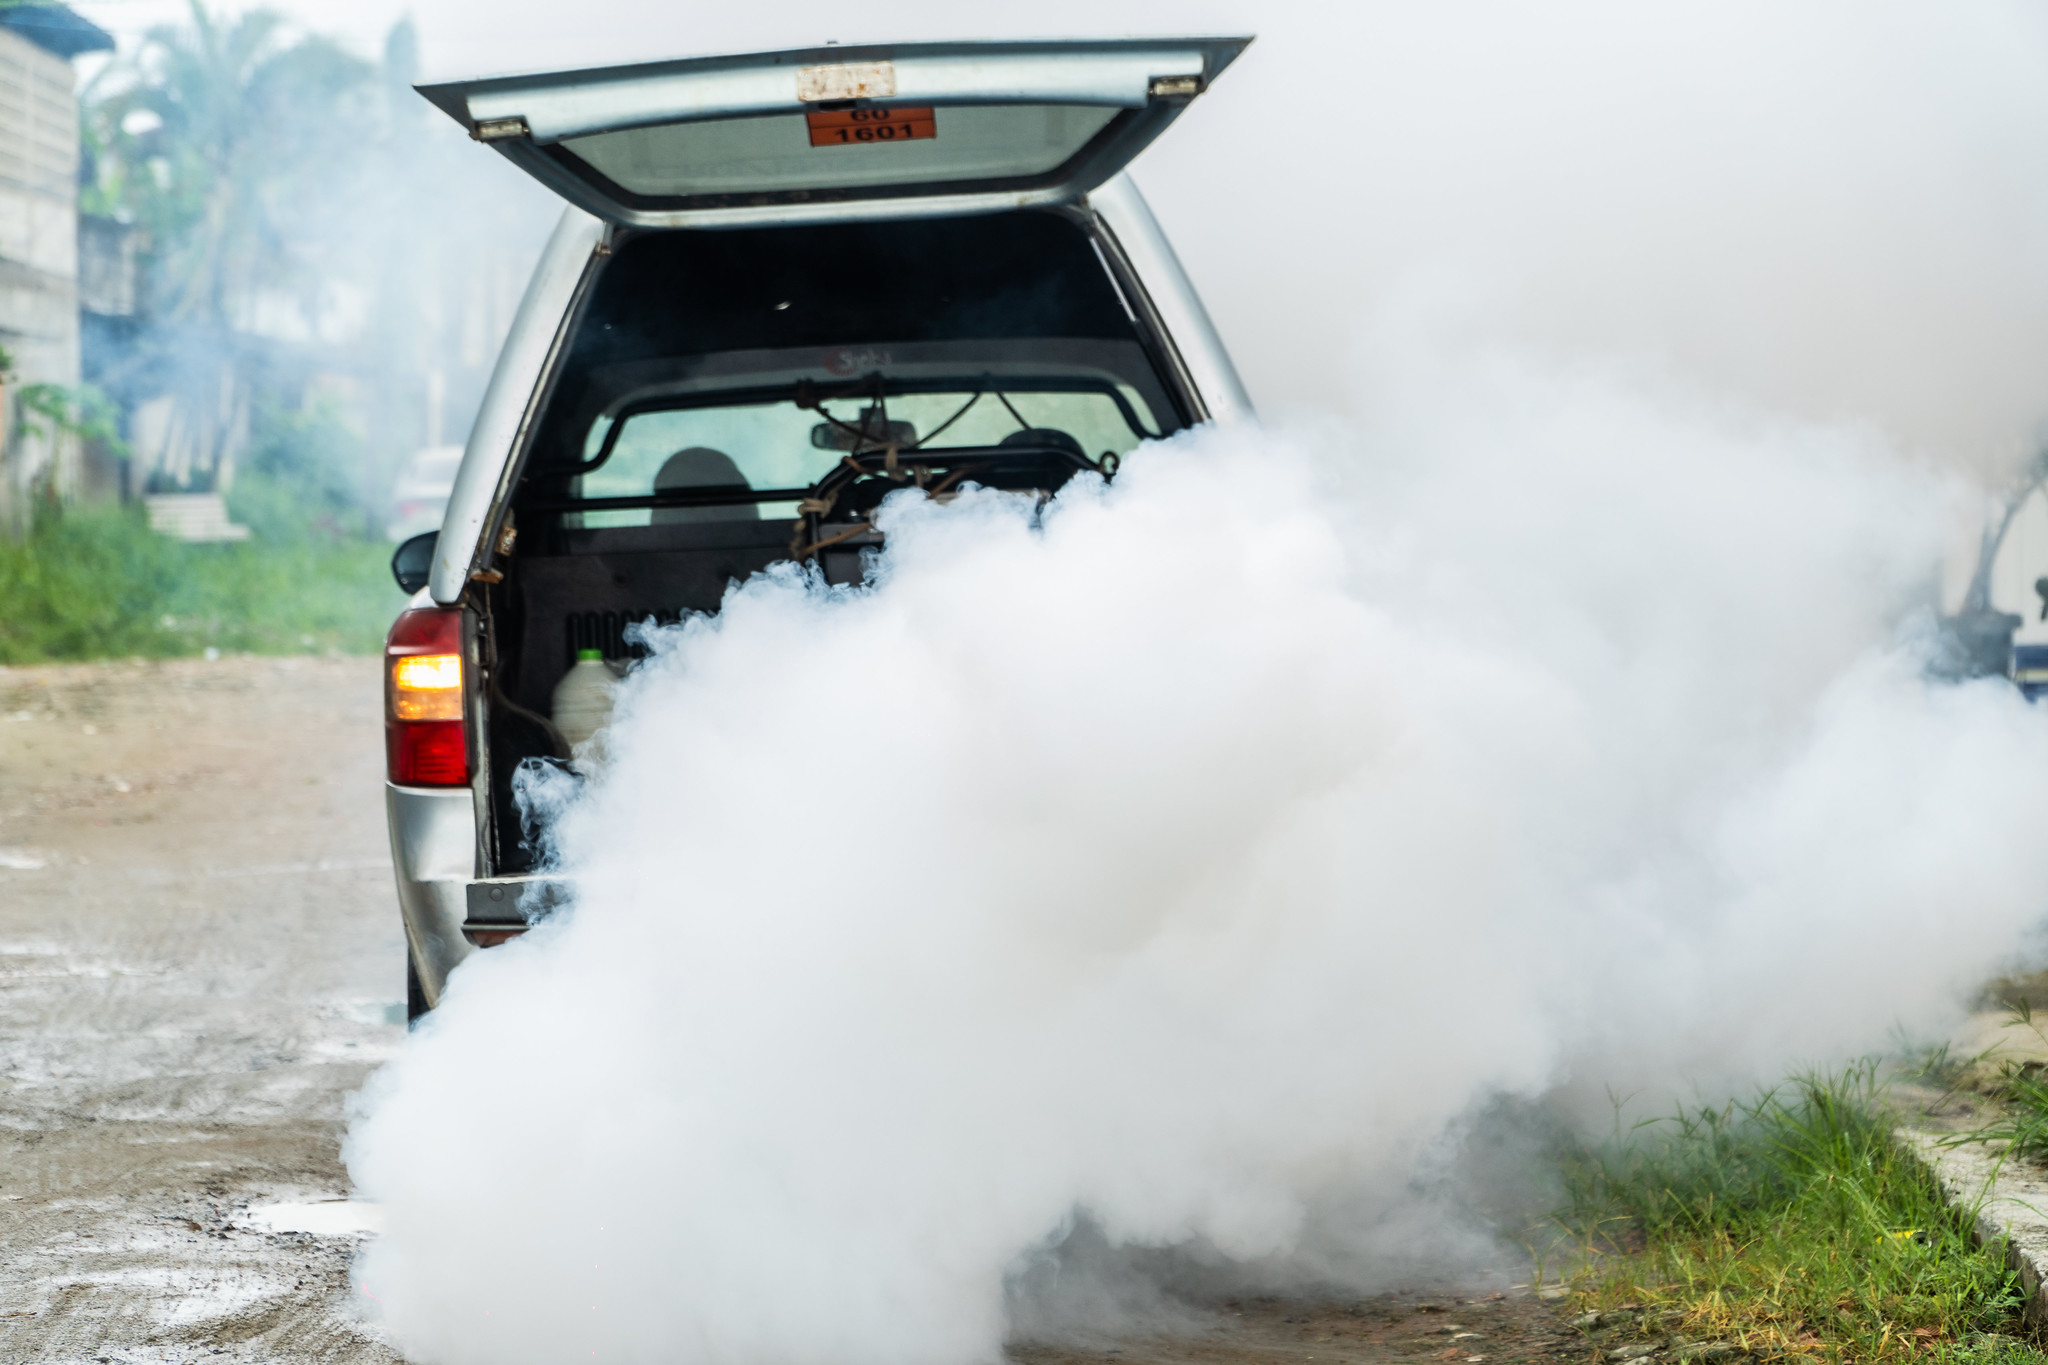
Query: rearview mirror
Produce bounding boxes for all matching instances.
[810,406,917,452]
[392,531,437,595]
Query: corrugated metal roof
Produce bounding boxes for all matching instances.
[0,4,113,60]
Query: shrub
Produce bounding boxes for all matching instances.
[0,501,401,662]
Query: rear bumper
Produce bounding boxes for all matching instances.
[385,783,477,1007]
[387,784,574,1004]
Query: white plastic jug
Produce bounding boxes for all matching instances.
[551,650,617,750]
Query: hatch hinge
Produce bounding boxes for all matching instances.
[1147,75,1203,100]
[472,116,530,142]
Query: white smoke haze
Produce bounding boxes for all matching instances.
[381,0,2048,473]
[340,4,2048,1363]
[346,333,2048,1363]
[1151,0,2048,468]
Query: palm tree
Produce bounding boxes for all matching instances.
[82,0,371,492]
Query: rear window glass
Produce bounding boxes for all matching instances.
[524,211,1184,502]
[570,385,1160,528]
[559,105,1122,201]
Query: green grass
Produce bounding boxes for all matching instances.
[1549,1066,2039,1365]
[0,498,404,663]
[1951,1005,2048,1168]
[1985,1071,2048,1163]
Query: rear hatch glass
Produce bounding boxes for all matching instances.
[561,104,1122,202]
[570,382,1162,528]
[516,211,1182,537]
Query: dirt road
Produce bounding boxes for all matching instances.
[0,656,1584,1365]
[0,656,404,1363]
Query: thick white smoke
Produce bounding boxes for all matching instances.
[343,4,2048,1362]
[346,331,2048,1364]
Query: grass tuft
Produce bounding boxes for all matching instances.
[1551,1065,2036,1365]
[1954,1002,2048,1169]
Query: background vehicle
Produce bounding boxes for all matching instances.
[383,37,1256,1020]
[384,444,465,542]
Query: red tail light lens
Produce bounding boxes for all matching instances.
[390,722,468,785]
[386,607,470,786]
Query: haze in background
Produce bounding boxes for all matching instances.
[0,5,565,665]
[341,6,2048,1365]
[80,0,2048,478]
[72,3,558,524]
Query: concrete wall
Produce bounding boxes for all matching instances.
[0,23,79,530]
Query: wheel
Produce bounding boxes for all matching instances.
[406,951,430,1026]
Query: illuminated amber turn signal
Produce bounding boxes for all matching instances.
[391,653,462,720]
[385,607,469,786]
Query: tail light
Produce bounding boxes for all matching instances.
[386,607,470,786]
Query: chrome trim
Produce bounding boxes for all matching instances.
[1086,173,1254,426]
[431,206,609,604]
[386,784,479,1006]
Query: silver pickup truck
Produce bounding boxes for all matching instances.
[384,36,1257,1020]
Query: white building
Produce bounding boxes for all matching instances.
[0,3,110,531]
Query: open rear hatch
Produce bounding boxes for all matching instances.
[418,36,1249,227]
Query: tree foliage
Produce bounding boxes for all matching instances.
[83,4,373,331]
[77,2,430,499]
[70,1,553,524]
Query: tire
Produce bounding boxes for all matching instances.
[406,952,430,1026]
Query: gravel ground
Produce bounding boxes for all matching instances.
[1014,1292,1588,1365]
[0,656,1586,1365]
[0,656,404,1364]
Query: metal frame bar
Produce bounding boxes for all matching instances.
[561,374,1163,480]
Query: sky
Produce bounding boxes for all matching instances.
[73,0,413,60]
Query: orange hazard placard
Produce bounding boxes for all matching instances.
[807,107,936,147]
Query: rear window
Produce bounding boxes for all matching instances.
[520,211,1182,527]
[571,385,1160,528]
[557,105,1125,204]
